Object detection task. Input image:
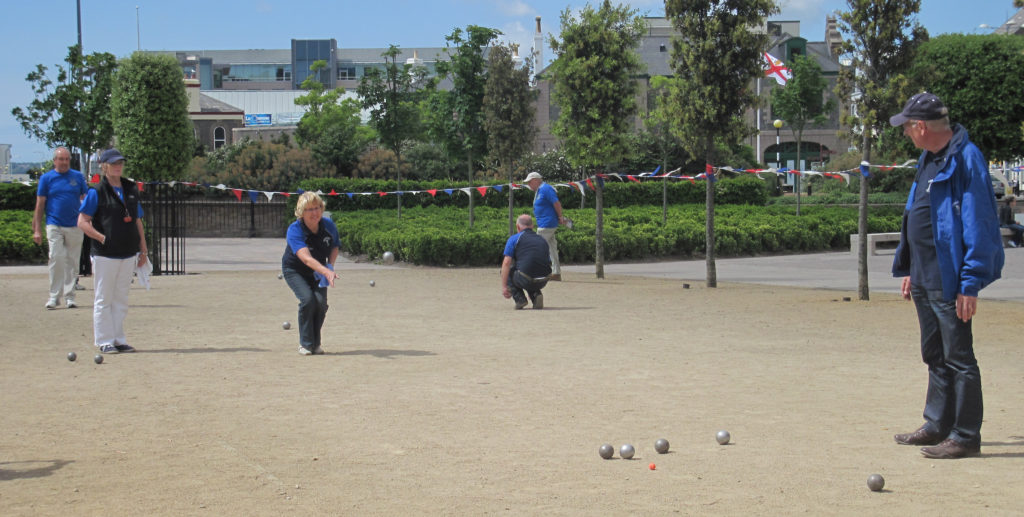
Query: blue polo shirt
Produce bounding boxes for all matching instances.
[533,182,560,228]
[37,169,88,227]
[504,228,551,278]
[80,187,144,219]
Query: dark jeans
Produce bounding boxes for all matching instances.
[283,267,329,350]
[911,284,983,447]
[1004,223,1024,245]
[507,270,548,305]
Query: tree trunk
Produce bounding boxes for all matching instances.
[595,171,605,279]
[395,147,403,220]
[795,130,802,216]
[467,149,474,228]
[858,132,871,301]
[704,136,716,288]
[507,159,515,236]
[661,154,668,226]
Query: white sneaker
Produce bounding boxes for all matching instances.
[66,300,77,309]
[45,299,58,310]
[298,346,314,355]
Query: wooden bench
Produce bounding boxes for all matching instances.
[849,232,901,255]
[852,229,1016,254]
[1001,227,1015,247]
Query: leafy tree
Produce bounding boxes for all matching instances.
[405,142,453,180]
[642,75,678,225]
[430,26,502,227]
[665,0,777,288]
[357,45,429,218]
[187,141,327,192]
[295,60,375,176]
[11,45,117,171]
[909,34,1024,162]
[355,148,412,180]
[836,0,926,300]
[111,52,193,180]
[771,54,836,215]
[548,0,646,278]
[483,43,537,236]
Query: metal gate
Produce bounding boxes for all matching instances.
[140,182,186,275]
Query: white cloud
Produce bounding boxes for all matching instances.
[497,0,533,17]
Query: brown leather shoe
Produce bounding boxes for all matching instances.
[920,439,980,459]
[894,426,943,446]
[548,274,562,281]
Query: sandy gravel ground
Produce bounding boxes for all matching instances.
[1,265,1022,516]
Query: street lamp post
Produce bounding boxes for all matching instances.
[773,119,783,195]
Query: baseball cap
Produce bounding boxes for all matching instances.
[889,93,949,126]
[99,148,125,163]
[524,172,542,182]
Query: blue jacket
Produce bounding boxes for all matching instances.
[892,124,1004,300]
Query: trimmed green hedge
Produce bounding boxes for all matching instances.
[0,183,36,211]
[292,174,769,213]
[333,204,903,266]
[0,211,46,263]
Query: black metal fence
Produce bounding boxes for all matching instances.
[178,198,290,238]
[138,186,289,275]
[140,183,186,275]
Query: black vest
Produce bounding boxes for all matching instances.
[91,178,141,258]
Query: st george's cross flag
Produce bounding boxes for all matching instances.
[763,52,792,86]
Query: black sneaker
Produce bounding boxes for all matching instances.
[114,344,136,353]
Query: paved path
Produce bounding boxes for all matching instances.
[5,238,1022,302]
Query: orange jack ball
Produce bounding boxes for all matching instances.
[648,463,656,470]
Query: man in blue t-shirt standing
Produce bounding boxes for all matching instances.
[524,171,567,281]
[33,147,88,309]
[500,214,551,310]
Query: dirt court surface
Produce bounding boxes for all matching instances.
[1,266,1022,515]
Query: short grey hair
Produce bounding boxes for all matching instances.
[516,213,533,229]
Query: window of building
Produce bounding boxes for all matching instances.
[214,127,226,150]
[337,67,357,80]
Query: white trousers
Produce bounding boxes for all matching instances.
[92,255,135,347]
[46,224,84,303]
[537,227,560,275]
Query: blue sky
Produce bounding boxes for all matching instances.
[3,0,1019,164]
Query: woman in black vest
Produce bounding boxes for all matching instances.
[282,192,339,355]
[77,148,148,354]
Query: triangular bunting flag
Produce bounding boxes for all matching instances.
[248,190,259,203]
[493,185,503,192]
[232,189,243,201]
[427,189,437,197]
[476,186,488,197]
[264,191,275,201]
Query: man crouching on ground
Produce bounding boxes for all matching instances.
[500,214,552,310]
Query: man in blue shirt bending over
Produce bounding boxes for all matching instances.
[500,214,552,310]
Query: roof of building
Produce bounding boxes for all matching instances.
[151,47,449,66]
[995,8,1024,34]
[199,94,243,114]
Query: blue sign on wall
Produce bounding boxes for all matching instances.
[245,114,272,126]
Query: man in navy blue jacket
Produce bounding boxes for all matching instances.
[889,92,1004,459]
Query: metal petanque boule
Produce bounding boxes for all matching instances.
[277,273,283,280]
[619,444,635,460]
[716,430,731,445]
[867,474,885,492]
[654,438,670,454]
[93,354,103,364]
[282,321,291,330]
[382,251,395,265]
[67,352,77,362]
[370,280,375,287]
[599,444,614,459]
